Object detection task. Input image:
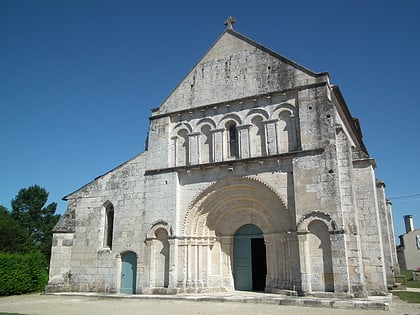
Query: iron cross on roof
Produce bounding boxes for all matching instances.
[224,16,236,30]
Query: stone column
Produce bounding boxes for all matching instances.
[237,124,250,159]
[170,136,178,167]
[176,239,187,289]
[297,232,311,293]
[264,119,278,155]
[168,237,177,290]
[211,129,224,162]
[265,233,296,291]
[264,234,274,291]
[288,234,301,291]
[219,236,234,290]
[145,239,154,288]
[188,133,200,165]
[186,242,193,288]
[197,244,202,288]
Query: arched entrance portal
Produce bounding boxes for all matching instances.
[120,251,137,294]
[183,177,294,293]
[234,224,267,291]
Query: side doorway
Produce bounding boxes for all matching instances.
[233,224,267,291]
[120,251,137,294]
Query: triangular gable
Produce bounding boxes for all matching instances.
[155,29,329,115]
[62,151,147,201]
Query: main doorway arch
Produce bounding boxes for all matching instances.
[234,224,267,291]
[120,251,137,294]
[183,177,293,292]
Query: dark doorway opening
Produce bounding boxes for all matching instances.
[251,238,267,291]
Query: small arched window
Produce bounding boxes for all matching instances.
[227,122,238,158]
[104,203,114,249]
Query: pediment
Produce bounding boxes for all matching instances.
[155,30,328,115]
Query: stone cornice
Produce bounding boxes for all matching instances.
[144,148,323,176]
[150,82,328,120]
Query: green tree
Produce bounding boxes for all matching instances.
[0,205,32,253]
[11,185,60,261]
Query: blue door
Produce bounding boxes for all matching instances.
[121,251,137,294]
[234,236,252,290]
[234,224,266,291]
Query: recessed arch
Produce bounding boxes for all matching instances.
[297,211,338,232]
[172,122,193,136]
[154,228,170,288]
[176,128,189,166]
[199,123,214,163]
[218,113,242,128]
[147,220,172,239]
[307,220,334,292]
[181,177,299,294]
[271,103,296,119]
[244,108,269,124]
[271,105,296,153]
[146,221,171,289]
[250,115,267,157]
[196,117,217,132]
[183,177,291,237]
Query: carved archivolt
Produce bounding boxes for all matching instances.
[146,220,172,239]
[183,176,291,237]
[218,113,242,128]
[296,211,338,232]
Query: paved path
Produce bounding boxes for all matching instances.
[405,287,420,293]
[0,292,419,315]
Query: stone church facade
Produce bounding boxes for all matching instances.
[47,21,398,297]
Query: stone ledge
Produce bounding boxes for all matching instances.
[271,288,297,296]
[46,291,392,310]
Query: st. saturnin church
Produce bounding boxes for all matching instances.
[47,18,398,298]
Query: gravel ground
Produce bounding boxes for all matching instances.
[0,293,419,315]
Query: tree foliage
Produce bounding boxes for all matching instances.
[0,185,59,296]
[0,206,31,253]
[10,185,60,261]
[0,252,49,296]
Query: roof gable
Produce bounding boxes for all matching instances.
[155,29,328,115]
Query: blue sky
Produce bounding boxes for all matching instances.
[1,0,419,239]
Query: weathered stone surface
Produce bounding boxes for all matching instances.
[47,24,397,298]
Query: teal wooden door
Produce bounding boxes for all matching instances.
[234,224,264,291]
[121,251,137,294]
[234,236,252,290]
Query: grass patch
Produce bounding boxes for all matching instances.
[400,269,420,288]
[392,291,420,303]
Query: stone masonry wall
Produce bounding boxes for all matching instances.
[353,159,387,294]
[48,152,148,293]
